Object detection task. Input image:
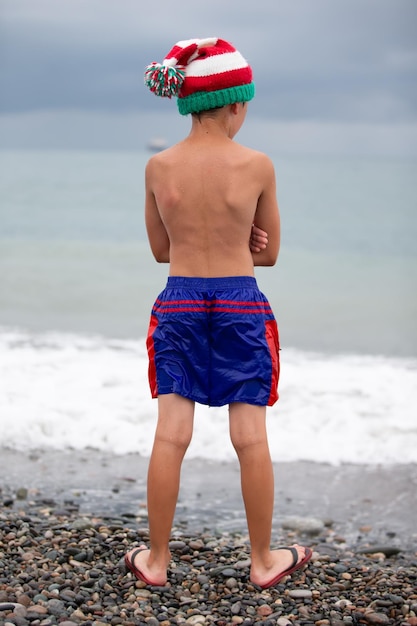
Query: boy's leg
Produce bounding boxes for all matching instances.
[229,402,309,587]
[126,393,194,585]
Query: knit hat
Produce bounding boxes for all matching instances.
[144,37,255,115]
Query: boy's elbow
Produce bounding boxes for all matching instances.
[265,245,279,266]
[151,243,170,263]
[154,252,170,263]
[253,251,279,267]
[263,255,278,267]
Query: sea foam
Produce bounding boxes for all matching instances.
[1,328,416,465]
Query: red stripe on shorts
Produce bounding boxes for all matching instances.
[153,300,272,315]
[147,314,158,398]
[265,319,280,406]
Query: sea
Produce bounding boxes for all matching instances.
[1,149,416,465]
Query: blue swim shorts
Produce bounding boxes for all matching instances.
[146,276,280,407]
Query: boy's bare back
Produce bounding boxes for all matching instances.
[145,105,280,277]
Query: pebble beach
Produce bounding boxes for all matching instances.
[1,451,417,626]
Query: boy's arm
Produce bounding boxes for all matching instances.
[145,161,170,263]
[251,156,280,266]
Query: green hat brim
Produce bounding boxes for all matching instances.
[177,82,255,115]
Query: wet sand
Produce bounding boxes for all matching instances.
[1,449,416,552]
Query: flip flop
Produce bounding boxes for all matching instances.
[260,546,313,589]
[124,548,160,586]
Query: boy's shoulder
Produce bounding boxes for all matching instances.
[145,147,174,173]
[146,141,183,166]
[146,141,273,171]
[243,144,272,162]
[237,145,275,173]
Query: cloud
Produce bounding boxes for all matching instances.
[1,0,416,153]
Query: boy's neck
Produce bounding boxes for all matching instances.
[188,106,238,141]
[189,120,231,140]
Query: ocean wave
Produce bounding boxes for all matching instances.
[1,328,416,465]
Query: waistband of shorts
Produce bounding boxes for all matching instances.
[166,276,258,290]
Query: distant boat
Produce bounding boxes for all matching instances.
[147,137,168,152]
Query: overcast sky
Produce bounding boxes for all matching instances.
[1,0,416,155]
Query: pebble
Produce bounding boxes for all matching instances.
[356,545,402,557]
[186,616,206,625]
[364,612,391,624]
[231,601,241,614]
[288,589,313,599]
[16,487,28,500]
[282,517,325,536]
[0,497,416,626]
[281,515,325,535]
[257,604,273,616]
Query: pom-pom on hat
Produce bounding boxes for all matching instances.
[144,37,255,115]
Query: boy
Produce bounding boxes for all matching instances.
[125,37,311,589]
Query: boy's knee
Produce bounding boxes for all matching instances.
[229,404,267,453]
[155,428,192,452]
[230,430,267,454]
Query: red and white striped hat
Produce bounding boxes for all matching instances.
[144,37,255,115]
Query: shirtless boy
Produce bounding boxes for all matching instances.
[125,37,311,589]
